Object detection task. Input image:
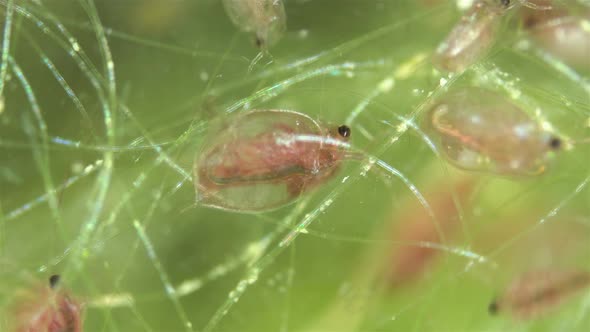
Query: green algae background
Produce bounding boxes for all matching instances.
[1,1,590,331]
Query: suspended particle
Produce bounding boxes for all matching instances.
[10,274,83,332]
[433,0,514,73]
[222,0,287,49]
[194,109,351,212]
[520,3,590,70]
[489,269,590,319]
[424,88,562,176]
[383,177,475,287]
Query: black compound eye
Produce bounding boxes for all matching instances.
[337,125,351,138]
[488,300,499,315]
[549,136,562,150]
[500,0,511,7]
[255,37,263,48]
[49,274,61,289]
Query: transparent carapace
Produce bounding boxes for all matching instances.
[424,88,562,176]
[194,109,351,212]
[222,0,287,49]
[433,0,514,73]
[519,2,590,70]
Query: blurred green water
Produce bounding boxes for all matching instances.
[0,1,589,331]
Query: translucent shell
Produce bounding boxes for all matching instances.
[222,0,286,48]
[11,275,83,332]
[490,269,590,319]
[433,0,512,73]
[521,5,590,70]
[194,109,349,212]
[424,88,560,176]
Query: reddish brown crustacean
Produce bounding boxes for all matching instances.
[490,269,590,319]
[194,109,351,212]
[424,88,562,176]
[11,275,83,332]
[519,1,590,70]
[433,0,514,73]
[384,177,475,287]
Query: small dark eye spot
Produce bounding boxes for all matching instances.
[549,136,562,150]
[255,36,264,48]
[49,274,61,289]
[338,125,351,138]
[488,300,499,315]
[500,0,510,7]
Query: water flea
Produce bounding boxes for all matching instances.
[194,109,351,212]
[491,269,590,319]
[433,0,512,73]
[424,87,561,176]
[222,0,287,49]
[519,3,590,70]
[10,275,83,332]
